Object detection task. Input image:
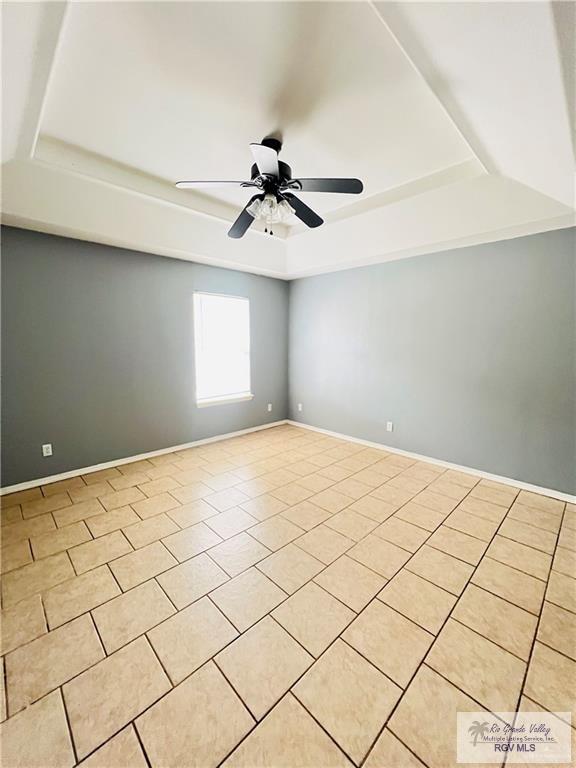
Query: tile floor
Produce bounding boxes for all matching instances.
[0,425,574,767]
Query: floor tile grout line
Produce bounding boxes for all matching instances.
[38,591,50,636]
[449,507,507,526]
[188,464,469,763]
[1,454,469,701]
[269,509,503,764]
[4,626,154,723]
[254,579,405,695]
[266,613,322,663]
[58,685,79,765]
[9,484,346,592]
[210,654,259,724]
[517,692,576,733]
[382,728,434,768]
[67,659,193,768]
[418,661,513,718]
[64,529,136,577]
[2,430,568,768]
[506,511,563,536]
[7,547,510,672]
[3,576,196,699]
[500,522,573,768]
[207,554,370,642]
[510,500,568,718]
[203,539,268,580]
[141,633,176,689]
[402,562,465,599]
[495,531,558,558]
[545,596,576,617]
[91,582,183,656]
[368,530,430,555]
[105,560,126,598]
[1,656,7,723]
[337,635,409,692]
[86,611,108,660]
[42,480,88,500]
[442,519,499,543]
[0,496,531,623]
[204,591,255,636]
[447,615,532,664]
[132,722,153,768]
[312,556,388,608]
[9,561,120,632]
[385,511,450,534]
[217,686,352,768]
[291,687,380,768]
[355,482,520,767]
[366,591,436,639]
[535,636,576,665]
[152,575,180,614]
[457,576,545,616]
[414,539,484,568]
[6,435,391,506]
[217,644,359,768]
[480,553,551,585]
[64,546,79,579]
[1,450,453,573]
[207,582,400,765]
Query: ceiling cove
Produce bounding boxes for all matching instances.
[2,1,574,278]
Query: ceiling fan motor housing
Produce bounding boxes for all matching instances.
[260,137,282,153]
[250,160,292,185]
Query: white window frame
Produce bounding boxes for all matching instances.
[193,291,253,408]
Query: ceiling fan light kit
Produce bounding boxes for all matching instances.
[247,195,295,228]
[175,137,364,238]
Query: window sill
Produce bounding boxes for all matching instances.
[196,393,254,408]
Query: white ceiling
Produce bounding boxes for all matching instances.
[2,1,574,279]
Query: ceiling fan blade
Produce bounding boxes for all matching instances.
[289,178,364,194]
[228,195,262,239]
[283,193,323,228]
[175,180,253,189]
[250,143,279,177]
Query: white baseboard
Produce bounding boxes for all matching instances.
[0,420,289,495]
[287,420,576,504]
[4,417,573,505]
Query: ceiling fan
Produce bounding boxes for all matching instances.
[175,138,364,238]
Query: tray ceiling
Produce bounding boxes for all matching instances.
[2,1,574,278]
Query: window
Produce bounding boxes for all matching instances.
[193,292,252,406]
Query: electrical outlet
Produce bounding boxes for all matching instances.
[386,422,394,433]
[297,403,303,412]
[267,403,273,412]
[42,443,53,457]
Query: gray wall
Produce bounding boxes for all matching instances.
[1,226,289,486]
[3,226,574,494]
[289,228,576,495]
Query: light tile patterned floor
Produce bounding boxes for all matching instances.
[1,425,574,767]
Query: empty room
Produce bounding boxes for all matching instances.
[1,2,575,767]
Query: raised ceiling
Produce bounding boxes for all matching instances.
[2,1,574,278]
